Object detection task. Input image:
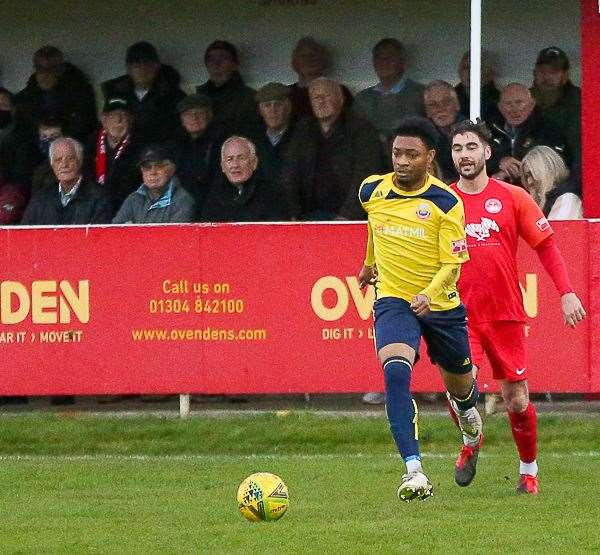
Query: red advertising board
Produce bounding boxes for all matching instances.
[0,222,594,395]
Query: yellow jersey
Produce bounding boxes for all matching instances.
[359,172,468,311]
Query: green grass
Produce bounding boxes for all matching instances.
[1,413,599,553]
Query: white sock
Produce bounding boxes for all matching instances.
[456,406,482,447]
[405,458,423,474]
[520,460,538,476]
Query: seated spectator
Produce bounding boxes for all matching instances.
[113,145,195,224]
[489,83,566,184]
[423,80,464,183]
[15,46,97,141]
[200,136,288,222]
[85,97,143,212]
[196,40,260,137]
[455,50,501,123]
[253,82,296,184]
[21,137,112,225]
[289,37,353,121]
[102,41,185,144]
[0,87,38,193]
[521,145,582,220]
[282,78,382,220]
[31,116,64,194]
[531,46,580,164]
[170,93,228,210]
[354,38,424,147]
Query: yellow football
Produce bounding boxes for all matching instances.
[237,472,289,522]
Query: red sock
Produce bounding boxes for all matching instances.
[507,403,537,463]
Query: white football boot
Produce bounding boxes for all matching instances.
[397,471,433,502]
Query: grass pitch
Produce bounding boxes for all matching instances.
[0,412,599,554]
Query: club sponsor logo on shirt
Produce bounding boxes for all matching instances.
[374,223,426,239]
[465,217,500,241]
[484,198,502,214]
[536,217,550,232]
[451,238,467,254]
[416,203,431,219]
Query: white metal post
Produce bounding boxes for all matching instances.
[179,394,190,418]
[470,0,482,121]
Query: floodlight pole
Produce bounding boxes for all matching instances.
[470,0,482,121]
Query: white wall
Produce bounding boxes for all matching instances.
[0,0,581,95]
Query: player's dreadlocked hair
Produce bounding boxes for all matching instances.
[449,118,492,145]
[393,116,441,151]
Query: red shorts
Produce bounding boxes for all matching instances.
[468,321,527,382]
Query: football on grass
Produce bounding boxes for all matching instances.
[237,472,289,522]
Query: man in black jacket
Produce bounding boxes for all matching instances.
[21,137,112,225]
[200,136,288,222]
[15,46,97,141]
[489,83,566,184]
[102,41,185,144]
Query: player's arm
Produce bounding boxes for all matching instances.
[515,187,586,328]
[411,263,461,316]
[359,221,377,288]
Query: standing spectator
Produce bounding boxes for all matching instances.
[200,136,288,222]
[253,82,296,184]
[85,97,143,212]
[113,145,195,224]
[31,116,64,194]
[102,41,185,144]
[521,146,582,220]
[531,46,580,164]
[289,37,353,121]
[21,137,112,225]
[170,93,228,210]
[455,50,501,123]
[490,83,566,184]
[282,78,382,220]
[0,87,37,192]
[15,46,97,141]
[423,81,465,183]
[354,38,424,147]
[196,40,261,137]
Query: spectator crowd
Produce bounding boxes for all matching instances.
[0,38,583,228]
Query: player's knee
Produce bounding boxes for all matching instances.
[449,380,479,411]
[506,396,528,413]
[377,343,415,366]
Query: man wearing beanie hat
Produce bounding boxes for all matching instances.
[102,41,185,144]
[531,46,580,165]
[252,82,297,185]
[169,93,228,210]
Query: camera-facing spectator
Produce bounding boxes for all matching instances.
[531,46,580,163]
[521,145,582,220]
[85,97,144,212]
[102,41,185,144]
[196,40,261,137]
[489,83,566,184]
[112,145,195,224]
[253,82,297,184]
[282,77,382,220]
[21,137,112,225]
[455,50,501,123]
[200,136,288,222]
[354,38,425,146]
[31,115,64,194]
[423,80,465,183]
[289,37,353,121]
[169,93,228,210]
[15,46,97,141]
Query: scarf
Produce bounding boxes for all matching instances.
[95,129,130,184]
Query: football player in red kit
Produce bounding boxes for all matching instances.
[448,119,586,494]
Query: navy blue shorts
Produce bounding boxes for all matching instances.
[373,297,472,374]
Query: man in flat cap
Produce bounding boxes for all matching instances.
[170,93,228,210]
[112,145,195,223]
[531,46,580,164]
[102,41,185,144]
[253,82,297,184]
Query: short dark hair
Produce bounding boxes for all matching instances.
[373,38,405,61]
[204,40,239,65]
[449,119,492,146]
[393,116,440,150]
[38,115,63,129]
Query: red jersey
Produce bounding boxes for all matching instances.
[452,178,553,323]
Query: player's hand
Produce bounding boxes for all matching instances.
[410,294,431,317]
[358,265,377,289]
[499,156,522,180]
[561,292,586,328]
